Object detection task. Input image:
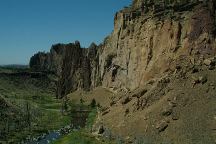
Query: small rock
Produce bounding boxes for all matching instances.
[102,110,110,116]
[192,75,208,86]
[162,106,173,116]
[121,96,132,105]
[209,83,215,87]
[125,108,130,116]
[199,76,207,84]
[192,76,200,86]
[192,67,199,73]
[208,65,215,70]
[110,101,116,106]
[172,112,179,120]
[143,116,148,120]
[204,57,216,70]
[98,125,105,134]
[156,121,168,132]
[203,59,212,66]
[176,65,181,70]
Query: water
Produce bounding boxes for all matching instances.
[25,109,90,144]
[27,132,61,144]
[25,125,80,144]
[26,132,61,144]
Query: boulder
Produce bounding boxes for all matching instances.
[161,106,173,116]
[203,58,215,66]
[131,89,148,98]
[156,120,169,133]
[98,125,105,135]
[199,76,208,84]
[121,96,132,105]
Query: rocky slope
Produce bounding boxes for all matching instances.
[89,61,216,143]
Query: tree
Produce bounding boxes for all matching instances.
[90,99,96,108]
[80,98,84,105]
[25,101,31,131]
[61,96,69,115]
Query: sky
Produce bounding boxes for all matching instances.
[0,0,131,65]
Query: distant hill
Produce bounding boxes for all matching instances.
[0,64,29,69]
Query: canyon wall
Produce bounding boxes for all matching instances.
[100,0,216,91]
[30,0,216,97]
[56,42,101,97]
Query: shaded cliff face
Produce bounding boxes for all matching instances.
[57,42,101,97]
[100,0,216,91]
[30,44,67,75]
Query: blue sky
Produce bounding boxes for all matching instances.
[0,0,131,65]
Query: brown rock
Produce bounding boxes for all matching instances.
[161,106,173,116]
[131,89,148,98]
[102,110,110,116]
[121,96,132,105]
[199,76,208,84]
[156,120,168,133]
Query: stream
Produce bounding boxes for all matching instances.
[25,125,77,144]
[25,110,90,144]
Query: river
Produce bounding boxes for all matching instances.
[25,109,90,144]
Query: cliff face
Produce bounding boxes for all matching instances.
[30,0,216,97]
[30,41,101,97]
[100,0,216,91]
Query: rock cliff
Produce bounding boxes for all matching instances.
[100,0,216,91]
[30,0,216,98]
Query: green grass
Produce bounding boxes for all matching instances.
[86,108,97,130]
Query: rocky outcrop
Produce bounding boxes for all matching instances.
[30,0,216,98]
[57,42,101,97]
[30,43,67,75]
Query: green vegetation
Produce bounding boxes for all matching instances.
[86,108,97,130]
[0,68,70,143]
[0,68,114,143]
[53,97,115,144]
